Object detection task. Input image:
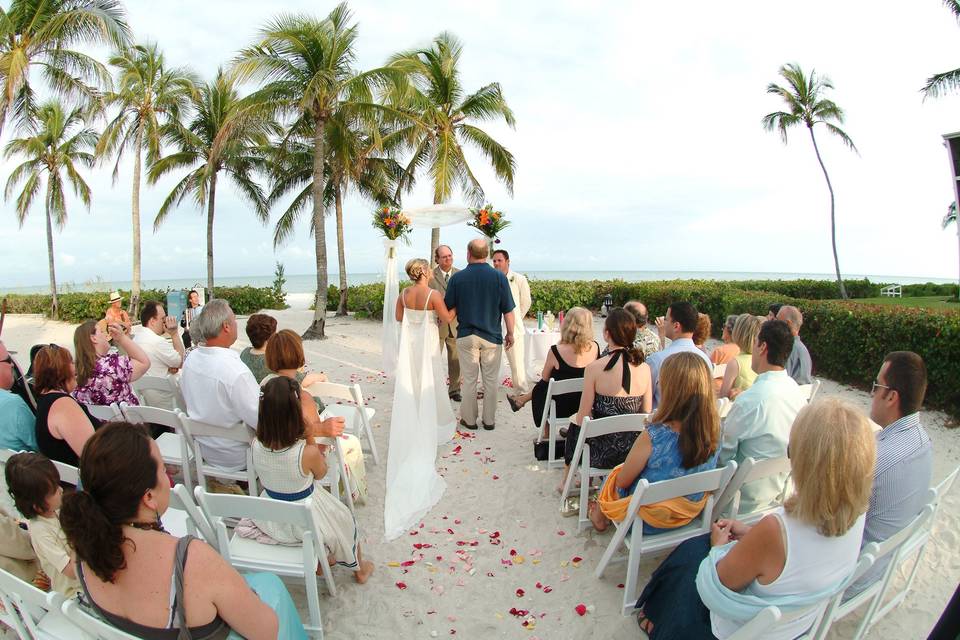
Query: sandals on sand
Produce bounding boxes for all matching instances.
[560,496,579,517]
[507,396,522,413]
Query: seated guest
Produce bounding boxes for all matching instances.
[0,340,37,451]
[253,377,373,583]
[719,320,807,513]
[635,398,875,639]
[240,314,327,386]
[776,305,813,384]
[847,351,932,596]
[180,300,260,474]
[507,307,600,440]
[104,291,132,334]
[263,330,359,502]
[766,302,784,321]
[692,313,711,352]
[710,315,741,365]
[72,319,150,406]
[132,300,185,409]
[5,453,79,597]
[562,308,652,479]
[718,314,763,400]
[33,345,98,466]
[59,421,306,638]
[589,353,720,533]
[625,300,661,358]
[647,301,713,408]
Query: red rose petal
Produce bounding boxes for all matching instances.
[543,586,553,593]
[509,549,517,556]
[575,603,587,616]
[396,581,407,590]
[617,583,624,589]
[516,588,525,597]
[535,581,542,589]
[572,556,583,563]
[447,528,454,534]
[492,475,500,480]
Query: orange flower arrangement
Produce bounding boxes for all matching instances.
[468,204,510,242]
[372,205,412,243]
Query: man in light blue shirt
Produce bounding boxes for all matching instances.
[0,341,37,452]
[646,301,713,408]
[718,320,807,512]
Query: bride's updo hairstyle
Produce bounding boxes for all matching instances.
[59,421,157,583]
[405,258,430,282]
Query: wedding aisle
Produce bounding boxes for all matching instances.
[2,310,957,639]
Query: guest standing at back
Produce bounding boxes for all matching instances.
[429,245,462,402]
[444,239,516,431]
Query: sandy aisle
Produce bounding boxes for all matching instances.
[2,310,957,639]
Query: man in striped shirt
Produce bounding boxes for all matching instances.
[848,350,932,595]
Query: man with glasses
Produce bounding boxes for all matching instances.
[848,351,932,595]
[0,340,37,451]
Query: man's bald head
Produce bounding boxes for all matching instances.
[624,300,649,326]
[776,305,803,336]
[467,238,489,262]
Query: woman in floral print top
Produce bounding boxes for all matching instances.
[72,320,151,407]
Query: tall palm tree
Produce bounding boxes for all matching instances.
[148,69,274,296]
[96,42,196,315]
[269,114,403,315]
[0,0,130,134]
[763,63,857,300]
[923,1,960,97]
[388,32,516,262]
[4,101,96,318]
[232,5,400,339]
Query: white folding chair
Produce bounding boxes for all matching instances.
[8,352,37,412]
[177,412,258,497]
[306,381,380,465]
[812,503,934,640]
[61,599,139,640]
[710,456,792,524]
[716,397,732,419]
[120,403,194,494]
[51,460,78,487]
[536,377,584,470]
[797,378,822,403]
[0,567,92,639]
[559,413,650,532]
[726,606,781,640]
[85,402,123,422]
[194,487,332,638]
[131,374,186,412]
[596,461,738,615]
[314,435,355,514]
[712,363,727,380]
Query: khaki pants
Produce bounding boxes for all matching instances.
[0,508,38,581]
[441,334,461,396]
[457,335,502,427]
[505,327,527,394]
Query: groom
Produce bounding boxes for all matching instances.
[429,245,461,402]
[444,239,515,431]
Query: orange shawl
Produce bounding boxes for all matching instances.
[598,464,709,528]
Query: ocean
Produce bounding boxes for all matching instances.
[2,270,955,296]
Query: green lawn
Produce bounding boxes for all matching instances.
[850,296,960,311]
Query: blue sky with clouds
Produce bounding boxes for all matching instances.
[3,0,960,289]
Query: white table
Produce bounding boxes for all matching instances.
[524,327,561,380]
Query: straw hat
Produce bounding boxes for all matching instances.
[109,291,122,303]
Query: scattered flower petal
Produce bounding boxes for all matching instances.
[574,604,587,616]
[395,581,407,590]
[516,588,525,597]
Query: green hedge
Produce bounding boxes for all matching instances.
[900,282,959,297]
[1,286,286,323]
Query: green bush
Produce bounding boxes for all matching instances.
[325,283,411,318]
[898,282,959,298]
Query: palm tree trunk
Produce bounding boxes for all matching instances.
[430,194,441,267]
[808,126,848,300]
[130,124,144,315]
[44,182,59,320]
[334,182,348,316]
[303,118,328,340]
[206,171,217,296]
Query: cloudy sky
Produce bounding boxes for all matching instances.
[3,0,960,290]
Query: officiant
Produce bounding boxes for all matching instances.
[444,239,516,431]
[493,249,531,394]
[429,245,462,402]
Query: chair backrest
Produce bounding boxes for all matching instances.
[305,381,355,403]
[86,402,123,422]
[0,449,79,486]
[178,413,251,444]
[727,605,781,640]
[581,413,649,440]
[0,565,69,638]
[121,403,183,432]
[131,374,186,411]
[933,464,960,505]
[716,397,731,419]
[807,379,821,402]
[871,501,935,561]
[8,352,37,412]
[713,363,727,379]
[549,377,585,397]
[635,460,737,506]
[62,598,141,640]
[169,484,214,543]
[712,456,792,521]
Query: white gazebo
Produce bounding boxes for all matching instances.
[381,205,472,375]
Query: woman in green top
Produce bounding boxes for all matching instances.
[240,314,325,386]
[718,314,762,400]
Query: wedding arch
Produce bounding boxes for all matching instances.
[381,204,472,375]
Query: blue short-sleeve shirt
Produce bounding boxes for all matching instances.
[444,263,515,344]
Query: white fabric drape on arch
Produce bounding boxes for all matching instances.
[380,205,472,376]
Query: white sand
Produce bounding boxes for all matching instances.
[1,310,957,639]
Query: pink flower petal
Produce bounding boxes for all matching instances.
[516,588,525,597]
[574,604,587,616]
[395,581,407,590]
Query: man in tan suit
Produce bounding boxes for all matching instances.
[492,249,531,393]
[429,244,461,401]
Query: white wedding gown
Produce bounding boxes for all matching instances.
[383,290,457,540]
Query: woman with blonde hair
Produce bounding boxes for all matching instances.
[718,313,763,400]
[507,307,600,439]
[72,319,150,407]
[384,258,457,540]
[635,398,876,639]
[589,352,720,533]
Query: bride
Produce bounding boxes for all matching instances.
[384,258,457,540]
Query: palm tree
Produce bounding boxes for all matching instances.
[269,114,403,315]
[4,101,96,318]
[96,42,196,315]
[944,202,960,300]
[763,63,857,300]
[923,1,960,97]
[148,69,273,296]
[0,0,130,134]
[387,32,516,262]
[232,5,400,339]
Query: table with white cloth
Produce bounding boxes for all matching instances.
[500,327,561,388]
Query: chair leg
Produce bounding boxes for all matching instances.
[362,414,380,466]
[622,524,644,616]
[303,537,326,639]
[595,520,629,578]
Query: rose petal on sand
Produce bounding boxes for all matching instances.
[400,560,416,567]
[487,572,495,577]
[395,581,407,590]
[492,475,500,480]
[557,530,566,536]
[454,519,462,524]
[516,588,525,597]
[509,549,517,556]
[574,604,587,616]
